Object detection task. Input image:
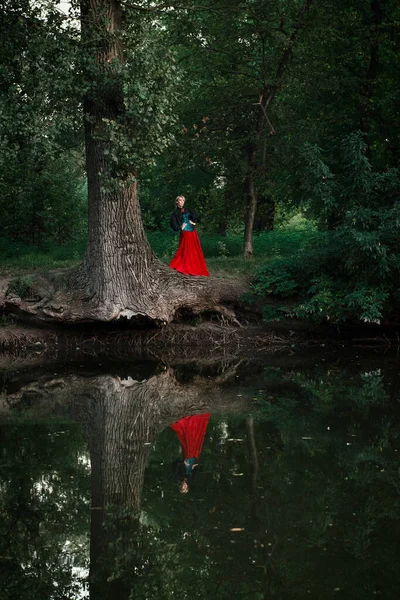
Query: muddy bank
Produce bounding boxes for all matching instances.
[0,317,399,368]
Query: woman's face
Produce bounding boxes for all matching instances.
[179,480,189,494]
[176,197,185,209]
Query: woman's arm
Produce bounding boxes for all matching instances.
[170,211,181,231]
[188,209,199,225]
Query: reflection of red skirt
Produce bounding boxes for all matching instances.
[171,414,211,459]
[169,230,209,276]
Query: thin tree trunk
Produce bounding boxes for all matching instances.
[243,146,258,258]
[242,0,313,258]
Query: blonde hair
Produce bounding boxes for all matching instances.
[176,195,186,203]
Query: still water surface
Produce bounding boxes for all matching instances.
[1,349,400,599]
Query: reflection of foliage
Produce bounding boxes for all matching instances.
[102,361,400,599]
[2,358,400,599]
[0,423,90,600]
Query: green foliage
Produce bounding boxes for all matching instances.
[7,275,35,299]
[0,2,85,248]
[251,134,400,323]
[1,0,400,322]
[216,240,229,257]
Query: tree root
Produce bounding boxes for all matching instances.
[0,266,250,326]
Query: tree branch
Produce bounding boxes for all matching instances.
[123,2,243,14]
[263,0,314,110]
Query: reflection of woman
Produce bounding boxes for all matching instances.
[171,413,210,493]
[169,195,209,277]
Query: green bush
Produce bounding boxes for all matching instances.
[251,133,400,324]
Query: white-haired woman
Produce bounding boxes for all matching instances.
[169,195,209,276]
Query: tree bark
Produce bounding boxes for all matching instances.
[0,1,250,325]
[243,145,258,258]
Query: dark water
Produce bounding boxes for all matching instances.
[1,350,400,599]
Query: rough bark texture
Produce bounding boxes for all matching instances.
[0,269,248,324]
[0,1,246,326]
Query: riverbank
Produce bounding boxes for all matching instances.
[0,318,399,369]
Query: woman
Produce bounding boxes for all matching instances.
[171,413,211,494]
[169,195,209,276]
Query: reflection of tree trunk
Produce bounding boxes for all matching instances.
[86,377,159,511]
[66,367,252,600]
[246,418,284,596]
[84,377,162,600]
[246,417,259,494]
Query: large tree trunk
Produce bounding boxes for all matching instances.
[78,0,159,316]
[0,1,248,324]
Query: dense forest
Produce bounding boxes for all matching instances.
[0,0,399,324]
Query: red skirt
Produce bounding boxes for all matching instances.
[169,230,209,276]
[171,413,211,459]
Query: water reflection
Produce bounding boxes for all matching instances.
[1,354,400,599]
[171,413,210,493]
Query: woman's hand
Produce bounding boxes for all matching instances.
[181,223,187,230]
[189,220,196,226]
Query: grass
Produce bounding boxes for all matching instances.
[0,227,318,278]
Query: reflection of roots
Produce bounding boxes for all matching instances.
[0,363,254,419]
[0,324,294,367]
[134,324,291,359]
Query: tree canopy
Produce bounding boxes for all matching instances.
[0,0,399,324]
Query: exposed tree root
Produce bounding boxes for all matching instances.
[0,264,250,326]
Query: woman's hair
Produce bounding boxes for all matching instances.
[179,479,189,494]
[176,195,186,203]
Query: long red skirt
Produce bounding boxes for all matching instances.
[169,230,209,276]
[171,413,211,459]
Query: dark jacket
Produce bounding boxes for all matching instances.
[170,207,200,232]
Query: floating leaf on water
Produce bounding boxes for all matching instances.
[227,438,243,442]
[230,528,245,532]
[232,473,244,476]
[301,437,312,440]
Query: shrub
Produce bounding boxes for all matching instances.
[251,133,400,324]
